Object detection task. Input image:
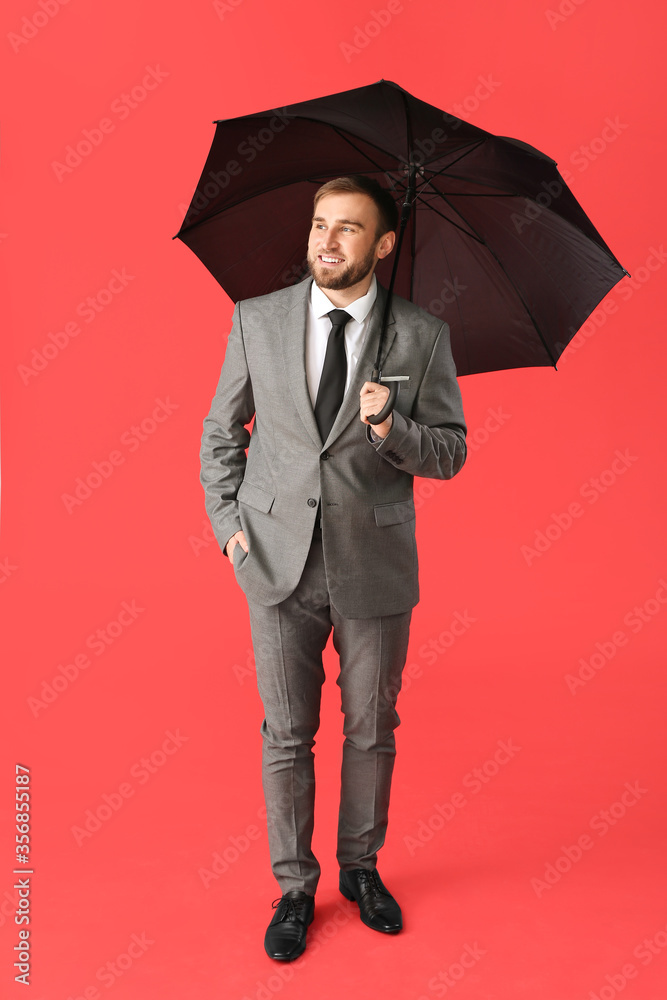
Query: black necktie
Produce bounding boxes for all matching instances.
[314,309,351,442]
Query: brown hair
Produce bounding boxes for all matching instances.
[313,175,399,238]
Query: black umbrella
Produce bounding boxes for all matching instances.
[174,80,627,419]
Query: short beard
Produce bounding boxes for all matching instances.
[307,244,377,291]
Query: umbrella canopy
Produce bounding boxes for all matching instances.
[174,80,627,376]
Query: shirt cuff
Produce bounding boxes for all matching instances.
[366,420,394,446]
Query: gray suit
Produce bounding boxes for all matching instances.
[200,276,466,893]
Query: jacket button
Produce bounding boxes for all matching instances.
[307,498,317,507]
[321,451,330,460]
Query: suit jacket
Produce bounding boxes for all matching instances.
[200,277,467,618]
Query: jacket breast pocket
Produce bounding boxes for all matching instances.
[373,499,415,527]
[237,480,275,514]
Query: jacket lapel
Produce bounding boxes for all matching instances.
[324,281,397,448]
[280,278,322,449]
[278,278,398,451]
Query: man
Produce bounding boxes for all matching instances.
[200,175,467,961]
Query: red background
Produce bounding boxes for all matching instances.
[2,1,666,997]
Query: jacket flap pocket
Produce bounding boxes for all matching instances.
[374,499,415,527]
[237,480,275,514]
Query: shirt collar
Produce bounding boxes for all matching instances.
[310,274,378,325]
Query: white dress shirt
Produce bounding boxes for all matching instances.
[305,275,378,408]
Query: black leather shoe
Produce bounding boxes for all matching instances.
[339,868,402,933]
[264,890,315,961]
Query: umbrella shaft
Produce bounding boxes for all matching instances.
[374,163,417,372]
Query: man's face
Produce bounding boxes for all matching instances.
[307,191,394,294]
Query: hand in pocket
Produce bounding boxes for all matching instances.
[226,530,249,563]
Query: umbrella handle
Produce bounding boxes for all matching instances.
[367,370,401,425]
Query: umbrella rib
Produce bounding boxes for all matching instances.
[402,88,416,303]
[439,239,472,376]
[277,113,400,171]
[425,163,514,194]
[424,166,626,272]
[413,197,486,243]
[411,173,509,241]
[420,138,488,175]
[176,172,372,238]
[421,178,626,274]
[375,88,414,371]
[472,199,623,340]
[417,180,625,353]
[435,191,559,366]
[324,125,393,174]
[175,180,307,237]
[409,180,568,369]
[422,189,520,197]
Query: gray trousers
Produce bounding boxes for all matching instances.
[246,526,412,896]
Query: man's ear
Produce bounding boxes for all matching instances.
[376,231,396,260]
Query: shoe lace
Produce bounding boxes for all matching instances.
[271,893,309,921]
[354,869,388,899]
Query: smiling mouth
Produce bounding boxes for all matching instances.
[319,255,344,265]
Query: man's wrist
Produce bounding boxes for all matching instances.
[369,413,393,441]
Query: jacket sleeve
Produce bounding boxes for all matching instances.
[365,320,467,480]
[200,303,255,556]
